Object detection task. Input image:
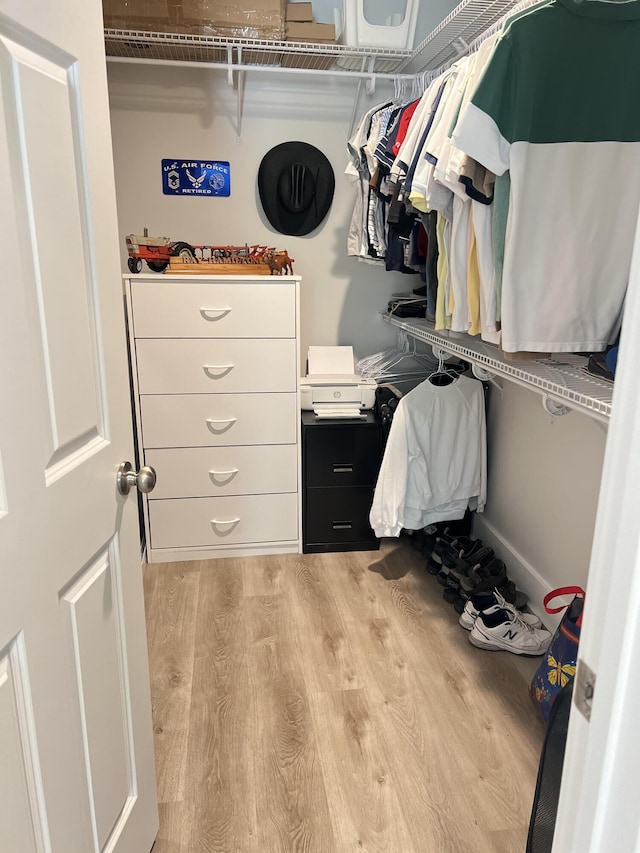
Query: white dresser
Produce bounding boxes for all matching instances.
[124,274,301,562]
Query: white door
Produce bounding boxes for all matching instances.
[0,0,158,850]
[551,214,640,848]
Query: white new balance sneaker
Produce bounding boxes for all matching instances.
[469,608,552,655]
[459,589,542,631]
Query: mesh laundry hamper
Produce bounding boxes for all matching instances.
[527,681,574,853]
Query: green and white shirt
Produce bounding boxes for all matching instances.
[453,0,640,352]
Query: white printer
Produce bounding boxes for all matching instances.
[300,346,377,418]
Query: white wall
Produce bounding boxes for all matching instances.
[474,382,607,622]
[107,62,417,361]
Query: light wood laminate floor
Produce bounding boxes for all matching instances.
[143,539,545,853]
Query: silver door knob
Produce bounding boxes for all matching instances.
[117,461,157,496]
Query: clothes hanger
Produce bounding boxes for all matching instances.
[356,330,437,381]
[427,349,460,386]
[393,75,421,107]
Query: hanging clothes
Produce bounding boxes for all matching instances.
[370,374,487,537]
[345,101,392,262]
[390,71,451,185]
[346,98,427,272]
[348,0,640,357]
[452,0,640,352]
[435,213,452,330]
[348,59,491,334]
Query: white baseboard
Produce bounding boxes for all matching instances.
[472,515,562,631]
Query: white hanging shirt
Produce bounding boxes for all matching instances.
[370,375,487,537]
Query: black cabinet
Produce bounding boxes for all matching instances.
[302,412,383,553]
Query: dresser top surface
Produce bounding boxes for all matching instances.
[124,274,301,283]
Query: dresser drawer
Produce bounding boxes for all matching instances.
[131,281,296,338]
[145,445,298,498]
[140,392,297,448]
[305,424,382,487]
[148,493,298,549]
[304,487,376,547]
[135,338,297,394]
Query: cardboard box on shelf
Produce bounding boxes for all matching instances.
[103,0,287,39]
[282,15,335,68]
[285,21,335,42]
[285,2,313,22]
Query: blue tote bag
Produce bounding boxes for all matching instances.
[528,586,585,722]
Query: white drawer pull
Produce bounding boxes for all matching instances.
[205,417,237,433]
[203,364,234,378]
[200,307,231,321]
[209,468,239,485]
[210,518,240,536]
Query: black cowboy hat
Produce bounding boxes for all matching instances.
[258,141,335,237]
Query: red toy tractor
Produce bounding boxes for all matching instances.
[125,228,195,273]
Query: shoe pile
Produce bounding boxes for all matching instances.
[417,528,552,656]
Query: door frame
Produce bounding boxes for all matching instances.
[553,208,640,849]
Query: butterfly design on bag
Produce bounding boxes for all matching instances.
[546,654,576,688]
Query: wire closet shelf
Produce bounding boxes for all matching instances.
[401,0,527,71]
[381,314,614,424]
[104,29,412,73]
[104,0,527,77]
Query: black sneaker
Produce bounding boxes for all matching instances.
[409,530,426,551]
[496,578,528,611]
[459,557,508,597]
[426,530,458,574]
[437,567,463,590]
[442,587,469,614]
[441,537,486,568]
[428,537,488,575]
[408,525,438,554]
[452,596,467,615]
[442,588,463,609]
[437,545,495,589]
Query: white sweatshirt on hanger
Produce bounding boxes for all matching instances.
[370,374,487,537]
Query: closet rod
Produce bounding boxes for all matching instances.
[106,55,414,85]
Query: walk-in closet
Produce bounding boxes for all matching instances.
[3,0,640,851]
